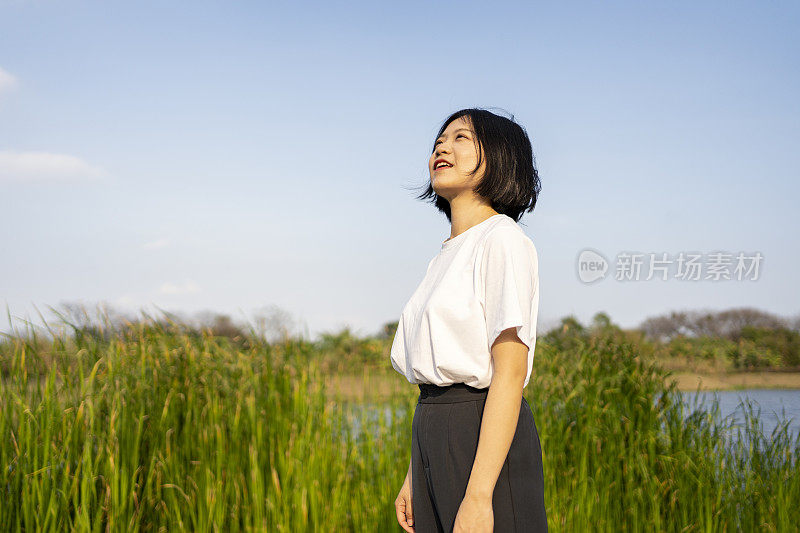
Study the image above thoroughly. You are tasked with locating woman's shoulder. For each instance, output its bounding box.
[481,215,538,256]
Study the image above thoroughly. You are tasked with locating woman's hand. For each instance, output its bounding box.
[394,462,415,532]
[453,492,493,532]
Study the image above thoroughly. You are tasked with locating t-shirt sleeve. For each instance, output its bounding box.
[480,226,539,352]
[425,256,436,274]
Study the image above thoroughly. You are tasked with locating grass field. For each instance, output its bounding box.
[1,313,798,531]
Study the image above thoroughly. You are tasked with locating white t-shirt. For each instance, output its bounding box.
[390,213,540,389]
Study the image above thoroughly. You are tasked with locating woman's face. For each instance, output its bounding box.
[429,117,485,198]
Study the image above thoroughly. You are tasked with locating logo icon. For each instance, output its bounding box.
[577,249,608,283]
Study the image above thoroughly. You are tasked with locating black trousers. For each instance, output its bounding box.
[411,382,547,532]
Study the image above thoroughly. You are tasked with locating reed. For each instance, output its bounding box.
[0,309,797,531]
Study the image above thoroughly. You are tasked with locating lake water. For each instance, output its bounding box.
[681,389,800,440]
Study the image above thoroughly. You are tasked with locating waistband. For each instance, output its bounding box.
[417,382,490,403]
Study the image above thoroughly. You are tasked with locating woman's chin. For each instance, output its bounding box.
[431,178,466,194]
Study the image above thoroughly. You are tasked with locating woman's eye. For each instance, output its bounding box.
[434,134,466,147]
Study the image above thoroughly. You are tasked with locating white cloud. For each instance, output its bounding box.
[0,66,18,96]
[159,280,201,295]
[0,150,108,183]
[142,238,170,250]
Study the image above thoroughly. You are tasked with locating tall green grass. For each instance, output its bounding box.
[1,310,798,531]
[530,332,799,531]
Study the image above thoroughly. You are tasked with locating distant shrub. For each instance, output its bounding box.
[737,326,800,367]
[726,338,782,370]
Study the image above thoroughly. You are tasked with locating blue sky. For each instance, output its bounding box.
[1,0,798,339]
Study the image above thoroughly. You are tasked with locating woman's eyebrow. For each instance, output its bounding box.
[436,128,472,140]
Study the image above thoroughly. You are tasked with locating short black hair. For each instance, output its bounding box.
[415,107,541,223]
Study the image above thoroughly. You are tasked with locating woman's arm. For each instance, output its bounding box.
[464,327,528,499]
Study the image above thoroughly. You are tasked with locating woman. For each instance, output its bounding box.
[391,108,547,533]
